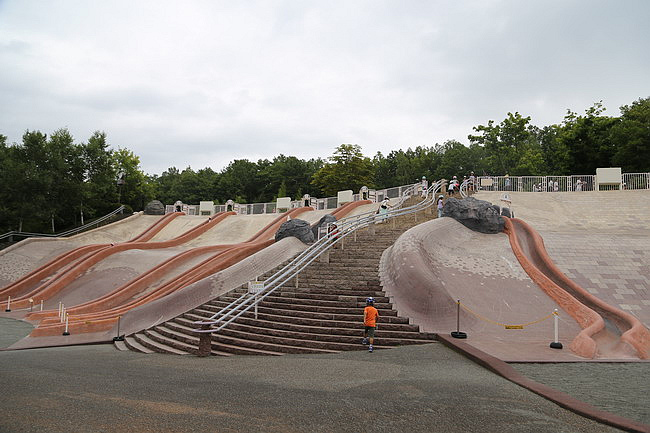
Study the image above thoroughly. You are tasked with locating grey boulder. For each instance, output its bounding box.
[275,219,315,244]
[311,214,337,239]
[144,200,165,215]
[441,197,504,234]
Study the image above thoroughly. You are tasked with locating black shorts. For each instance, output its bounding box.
[364,326,375,338]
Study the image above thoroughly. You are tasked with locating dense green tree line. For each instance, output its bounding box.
[1,97,648,234]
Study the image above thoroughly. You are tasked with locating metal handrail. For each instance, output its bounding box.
[459,179,471,198]
[0,206,126,242]
[193,180,443,334]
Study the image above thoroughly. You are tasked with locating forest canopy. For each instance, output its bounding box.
[1,97,648,234]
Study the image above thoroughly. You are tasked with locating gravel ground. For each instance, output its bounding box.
[0,341,626,433]
[513,362,649,426]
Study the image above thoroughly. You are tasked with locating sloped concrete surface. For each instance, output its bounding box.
[380,217,585,361]
[476,191,650,334]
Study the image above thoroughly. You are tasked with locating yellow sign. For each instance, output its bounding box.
[504,325,524,330]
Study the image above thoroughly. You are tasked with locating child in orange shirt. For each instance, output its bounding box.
[362,297,379,353]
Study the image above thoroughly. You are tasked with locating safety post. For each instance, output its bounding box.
[58,301,62,319]
[450,300,467,339]
[5,296,10,312]
[62,313,70,336]
[113,316,124,341]
[29,298,34,312]
[40,300,44,311]
[254,293,258,319]
[60,306,66,323]
[549,309,563,349]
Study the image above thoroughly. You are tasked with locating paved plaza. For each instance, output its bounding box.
[1,339,642,433]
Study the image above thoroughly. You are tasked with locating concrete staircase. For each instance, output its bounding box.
[119,200,438,356]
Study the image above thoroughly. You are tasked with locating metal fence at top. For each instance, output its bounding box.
[472,173,650,193]
[167,182,426,216]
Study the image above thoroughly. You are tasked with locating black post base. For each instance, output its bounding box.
[113,335,125,342]
[549,341,563,349]
[451,331,467,339]
[62,331,70,336]
[4,309,10,312]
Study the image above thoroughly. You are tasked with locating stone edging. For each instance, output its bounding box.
[437,334,649,433]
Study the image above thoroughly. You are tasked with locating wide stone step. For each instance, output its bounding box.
[185,310,415,332]
[216,320,435,347]
[178,316,433,341]
[199,302,401,321]
[296,282,382,290]
[215,294,394,311]
[213,326,368,351]
[271,290,390,304]
[143,329,194,355]
[162,321,285,356]
[295,277,381,286]
[275,287,388,298]
[208,331,340,355]
[297,268,380,277]
[124,336,154,354]
[152,324,236,357]
[133,332,189,356]
[201,301,397,321]
[228,286,387,300]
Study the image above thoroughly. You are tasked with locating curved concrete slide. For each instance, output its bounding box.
[0,212,181,306]
[379,217,588,362]
[505,217,649,359]
[18,211,234,317]
[28,207,313,336]
[28,202,371,339]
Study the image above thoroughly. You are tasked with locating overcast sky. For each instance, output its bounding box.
[1,1,648,175]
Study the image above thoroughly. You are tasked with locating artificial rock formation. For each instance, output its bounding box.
[442,197,504,234]
[144,200,165,215]
[275,219,315,244]
[311,214,337,239]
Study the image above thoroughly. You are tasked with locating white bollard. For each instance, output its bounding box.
[5,296,11,312]
[60,306,66,323]
[62,313,70,336]
[40,300,44,311]
[550,309,563,349]
[29,298,34,312]
[58,301,62,318]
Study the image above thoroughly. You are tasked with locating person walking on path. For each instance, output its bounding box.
[362,297,379,353]
[437,195,444,218]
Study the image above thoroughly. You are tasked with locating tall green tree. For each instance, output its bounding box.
[610,97,650,172]
[311,144,374,196]
[112,148,154,211]
[83,131,117,216]
[468,112,543,175]
[556,102,617,174]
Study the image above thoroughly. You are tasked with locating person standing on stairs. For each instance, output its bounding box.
[378,198,390,223]
[362,297,379,353]
[437,195,444,218]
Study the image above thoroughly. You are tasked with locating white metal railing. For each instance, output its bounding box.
[192,180,443,336]
[0,206,126,243]
[473,173,650,193]
[166,183,424,216]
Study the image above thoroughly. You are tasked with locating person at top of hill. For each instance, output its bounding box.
[437,195,444,218]
[362,297,379,353]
